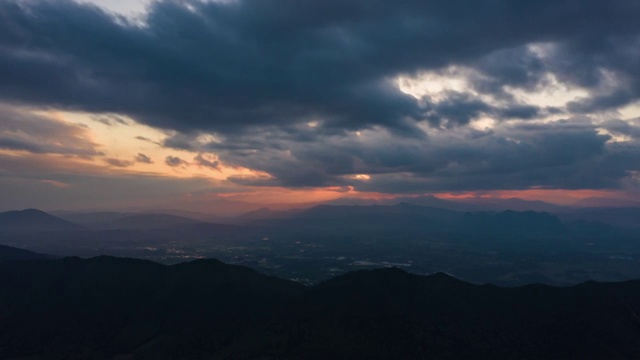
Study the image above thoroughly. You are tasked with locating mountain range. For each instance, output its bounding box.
[1,205,639,287]
[10,199,634,233]
[0,209,81,233]
[0,256,639,359]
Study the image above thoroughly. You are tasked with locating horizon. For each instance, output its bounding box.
[3,192,640,217]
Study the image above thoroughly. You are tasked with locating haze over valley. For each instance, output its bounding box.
[2,198,640,287]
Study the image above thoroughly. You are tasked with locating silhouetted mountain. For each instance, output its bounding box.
[0,244,52,261]
[461,197,568,212]
[102,213,207,230]
[572,197,640,208]
[0,209,81,233]
[295,268,640,360]
[569,207,640,229]
[462,210,568,236]
[55,210,232,229]
[53,211,137,226]
[324,195,568,212]
[0,257,303,359]
[565,219,618,236]
[253,204,570,238]
[233,207,300,223]
[145,209,230,223]
[140,197,278,217]
[257,204,452,233]
[1,257,639,359]
[298,203,451,217]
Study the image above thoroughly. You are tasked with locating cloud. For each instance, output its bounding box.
[79,0,150,17]
[0,136,47,153]
[134,136,162,146]
[135,152,153,164]
[193,153,220,170]
[0,104,102,156]
[40,179,70,188]
[601,118,640,139]
[165,155,187,167]
[1,0,640,196]
[199,119,640,193]
[90,114,128,126]
[0,152,220,211]
[104,158,134,168]
[0,0,638,135]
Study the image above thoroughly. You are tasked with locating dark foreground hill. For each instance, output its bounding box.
[0,257,639,360]
[0,243,52,261]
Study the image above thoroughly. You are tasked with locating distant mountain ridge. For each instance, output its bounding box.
[0,256,639,359]
[461,209,568,235]
[324,195,569,212]
[244,203,571,237]
[53,211,209,230]
[44,203,612,237]
[100,213,207,230]
[568,207,640,229]
[0,209,81,233]
[55,210,230,226]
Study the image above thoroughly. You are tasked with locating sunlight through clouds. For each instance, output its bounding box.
[74,0,151,17]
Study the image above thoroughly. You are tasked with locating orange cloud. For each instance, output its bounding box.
[40,180,71,188]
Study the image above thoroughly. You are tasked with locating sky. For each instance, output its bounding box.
[0,0,640,212]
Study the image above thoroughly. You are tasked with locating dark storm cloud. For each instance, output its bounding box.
[0,0,639,134]
[602,119,640,140]
[420,92,547,127]
[202,120,638,192]
[1,0,640,193]
[548,36,640,112]
[470,45,547,94]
